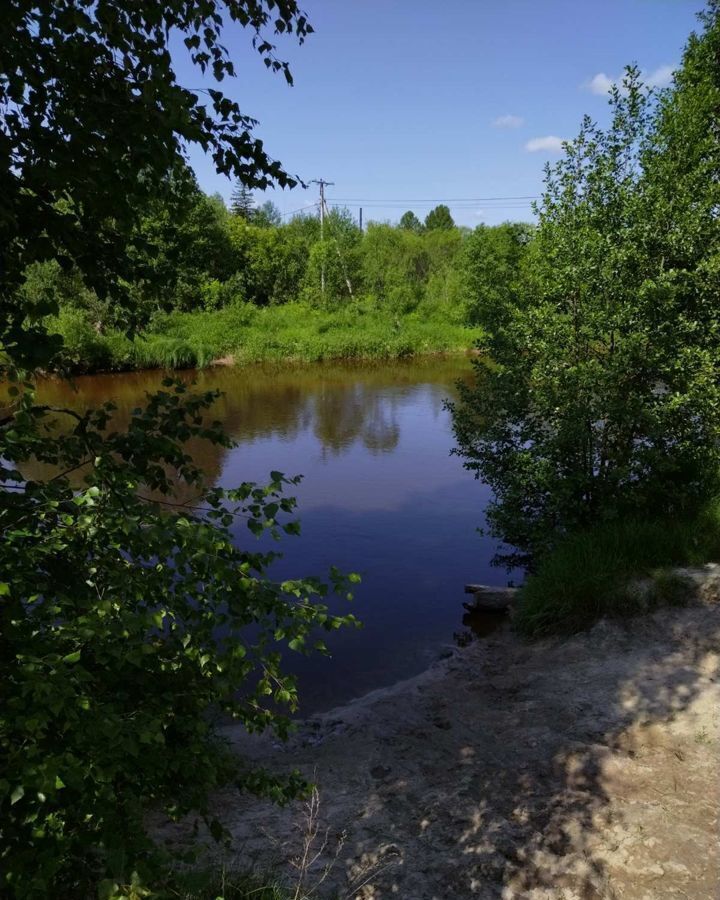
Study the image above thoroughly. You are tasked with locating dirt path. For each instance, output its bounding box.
[163,571,720,898]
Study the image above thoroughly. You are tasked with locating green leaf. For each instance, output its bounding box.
[98,880,120,900]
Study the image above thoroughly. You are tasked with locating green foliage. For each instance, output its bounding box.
[0,378,358,896]
[17,171,239,331]
[227,219,309,307]
[458,223,532,327]
[298,210,362,308]
[1,0,312,369]
[360,224,428,312]
[0,2,366,897]
[283,212,321,246]
[424,204,455,231]
[398,210,424,233]
[452,13,720,566]
[134,170,236,316]
[514,500,720,636]
[17,163,527,356]
[46,307,119,371]
[38,205,533,371]
[224,302,474,362]
[358,223,467,318]
[20,261,107,328]
[422,229,464,298]
[253,201,283,228]
[301,241,354,307]
[230,183,256,219]
[50,302,478,371]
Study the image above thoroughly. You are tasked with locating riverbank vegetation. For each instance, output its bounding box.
[515,501,720,637]
[453,4,720,633]
[28,201,532,372]
[48,299,478,372]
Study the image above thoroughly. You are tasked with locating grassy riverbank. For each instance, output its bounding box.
[51,302,478,373]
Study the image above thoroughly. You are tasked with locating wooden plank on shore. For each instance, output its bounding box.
[463,584,518,612]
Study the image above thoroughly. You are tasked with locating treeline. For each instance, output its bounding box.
[23,170,532,370]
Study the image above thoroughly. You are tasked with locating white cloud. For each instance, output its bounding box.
[646,64,675,88]
[525,135,565,153]
[584,64,675,95]
[587,72,615,95]
[493,114,524,129]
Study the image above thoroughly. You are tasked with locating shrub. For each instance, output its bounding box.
[48,307,114,372]
[453,48,720,566]
[0,380,358,896]
[514,500,720,636]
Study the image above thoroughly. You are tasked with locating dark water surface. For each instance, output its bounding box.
[36,357,512,714]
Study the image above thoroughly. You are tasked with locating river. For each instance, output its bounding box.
[35,356,514,714]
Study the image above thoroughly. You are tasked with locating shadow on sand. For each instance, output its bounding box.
[173,591,720,899]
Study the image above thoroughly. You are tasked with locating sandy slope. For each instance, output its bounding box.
[162,571,720,899]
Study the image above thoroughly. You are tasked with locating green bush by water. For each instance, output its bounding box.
[514,500,720,637]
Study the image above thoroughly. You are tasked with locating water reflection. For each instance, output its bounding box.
[33,357,515,713]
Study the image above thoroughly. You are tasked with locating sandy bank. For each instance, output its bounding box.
[162,570,720,899]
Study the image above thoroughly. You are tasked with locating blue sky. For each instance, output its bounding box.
[179,0,704,227]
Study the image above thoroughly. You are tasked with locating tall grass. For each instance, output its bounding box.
[167,869,287,900]
[515,499,720,637]
[50,302,478,373]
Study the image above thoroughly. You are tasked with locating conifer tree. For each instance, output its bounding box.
[230,181,255,219]
[399,210,423,232]
[424,204,455,231]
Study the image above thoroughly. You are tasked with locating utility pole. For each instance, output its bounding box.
[359,207,363,232]
[311,179,334,296]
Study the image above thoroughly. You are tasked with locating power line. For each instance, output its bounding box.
[279,202,319,219]
[328,195,539,203]
[326,202,535,212]
[327,201,534,207]
[278,194,537,221]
